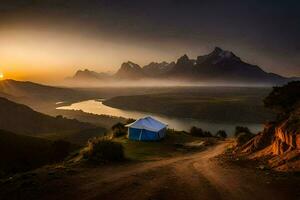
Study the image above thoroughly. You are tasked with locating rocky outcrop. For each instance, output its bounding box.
[272,119,300,155]
[240,117,300,171]
[241,123,275,153]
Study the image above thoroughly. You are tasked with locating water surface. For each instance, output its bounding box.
[57,100,263,136]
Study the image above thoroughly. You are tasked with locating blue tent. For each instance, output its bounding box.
[126,116,167,141]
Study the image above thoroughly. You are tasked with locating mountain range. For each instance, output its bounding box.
[69,47,298,85]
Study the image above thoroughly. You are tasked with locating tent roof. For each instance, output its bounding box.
[125,116,167,132]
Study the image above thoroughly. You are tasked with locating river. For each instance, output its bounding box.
[57,99,263,135]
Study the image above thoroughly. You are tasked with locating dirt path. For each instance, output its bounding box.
[1,142,299,200]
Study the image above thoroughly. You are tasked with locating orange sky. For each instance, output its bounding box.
[0,24,191,84]
[0,1,299,85]
[0,22,298,84]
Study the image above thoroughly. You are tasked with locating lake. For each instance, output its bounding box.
[57,99,263,136]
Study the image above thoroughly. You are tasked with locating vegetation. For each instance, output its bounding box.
[0,97,94,136]
[190,126,212,137]
[104,87,274,123]
[0,130,74,178]
[215,130,227,138]
[111,119,135,138]
[233,126,255,146]
[264,81,300,118]
[111,122,127,137]
[113,129,212,161]
[236,133,255,146]
[53,109,128,129]
[234,126,252,137]
[84,137,124,163]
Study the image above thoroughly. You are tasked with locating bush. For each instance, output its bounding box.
[236,132,255,146]
[234,126,251,137]
[216,130,227,138]
[190,126,204,137]
[85,137,124,163]
[111,122,127,137]
[264,81,300,114]
[126,118,136,124]
[190,126,212,137]
[203,131,212,137]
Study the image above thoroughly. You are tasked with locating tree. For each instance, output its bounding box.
[190,126,212,137]
[111,122,127,137]
[264,81,300,116]
[216,130,227,138]
[234,126,251,137]
[190,126,204,137]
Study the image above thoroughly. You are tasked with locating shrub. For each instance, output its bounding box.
[85,137,124,163]
[189,126,212,137]
[264,81,300,114]
[190,126,204,137]
[111,122,127,137]
[203,131,212,137]
[216,130,227,138]
[236,132,255,146]
[234,126,251,137]
[126,118,136,124]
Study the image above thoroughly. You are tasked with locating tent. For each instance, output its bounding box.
[125,116,167,141]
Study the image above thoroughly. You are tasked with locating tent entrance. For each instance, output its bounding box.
[139,129,143,141]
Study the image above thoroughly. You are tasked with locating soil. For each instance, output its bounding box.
[1,141,300,200]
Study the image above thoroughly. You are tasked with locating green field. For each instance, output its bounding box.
[113,131,218,161]
[104,87,274,123]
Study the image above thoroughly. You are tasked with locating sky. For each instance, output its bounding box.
[0,0,299,83]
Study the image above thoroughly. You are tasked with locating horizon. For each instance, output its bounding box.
[0,47,297,85]
[0,1,299,84]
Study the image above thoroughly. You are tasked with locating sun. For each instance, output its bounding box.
[0,72,4,79]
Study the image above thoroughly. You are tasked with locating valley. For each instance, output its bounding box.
[1,2,300,199]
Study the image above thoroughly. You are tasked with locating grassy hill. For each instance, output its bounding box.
[0,130,74,178]
[0,79,86,102]
[0,79,100,112]
[0,97,94,135]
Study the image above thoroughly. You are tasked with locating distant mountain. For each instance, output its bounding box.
[167,47,287,83]
[69,47,298,84]
[143,62,175,76]
[114,61,145,79]
[72,69,110,80]
[0,97,93,136]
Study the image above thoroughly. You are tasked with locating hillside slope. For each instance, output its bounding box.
[0,97,93,136]
[0,129,73,177]
[239,82,300,171]
[0,79,91,111]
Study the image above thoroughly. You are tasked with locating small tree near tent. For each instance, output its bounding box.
[111,122,127,137]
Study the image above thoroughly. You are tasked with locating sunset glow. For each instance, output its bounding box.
[0,1,298,85]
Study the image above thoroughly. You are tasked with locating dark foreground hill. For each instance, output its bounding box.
[0,129,74,177]
[0,97,94,136]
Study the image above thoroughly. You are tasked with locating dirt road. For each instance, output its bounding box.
[1,142,299,200]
